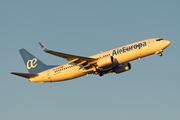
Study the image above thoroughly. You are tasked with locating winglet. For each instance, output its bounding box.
[39,42,51,53]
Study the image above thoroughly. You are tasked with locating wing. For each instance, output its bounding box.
[39,42,98,71]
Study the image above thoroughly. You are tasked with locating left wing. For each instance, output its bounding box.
[39,42,98,70]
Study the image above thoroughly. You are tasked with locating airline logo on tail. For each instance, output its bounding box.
[27,58,37,69]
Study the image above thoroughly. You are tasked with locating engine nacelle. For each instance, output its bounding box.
[113,63,131,74]
[97,56,114,68]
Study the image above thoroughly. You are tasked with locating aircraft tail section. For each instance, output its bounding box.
[10,72,38,78]
[19,49,56,74]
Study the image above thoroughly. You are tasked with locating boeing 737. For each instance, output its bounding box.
[11,38,171,83]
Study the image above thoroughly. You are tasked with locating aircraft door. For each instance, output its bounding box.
[47,71,51,80]
[148,40,152,47]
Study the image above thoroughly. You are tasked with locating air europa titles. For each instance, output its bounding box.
[112,42,147,56]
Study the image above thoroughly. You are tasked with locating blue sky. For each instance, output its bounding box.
[1,0,180,120]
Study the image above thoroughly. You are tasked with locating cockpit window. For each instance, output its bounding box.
[156,38,163,41]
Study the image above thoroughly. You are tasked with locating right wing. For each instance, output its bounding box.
[39,42,98,70]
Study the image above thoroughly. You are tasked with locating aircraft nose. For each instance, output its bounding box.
[163,40,171,47]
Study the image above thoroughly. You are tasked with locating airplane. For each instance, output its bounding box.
[11,38,171,83]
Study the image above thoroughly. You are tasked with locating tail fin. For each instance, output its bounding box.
[20,48,56,74]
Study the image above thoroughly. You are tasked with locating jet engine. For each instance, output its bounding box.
[113,63,131,74]
[97,56,114,68]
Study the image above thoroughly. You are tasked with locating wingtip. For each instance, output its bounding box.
[39,42,50,52]
[39,42,44,49]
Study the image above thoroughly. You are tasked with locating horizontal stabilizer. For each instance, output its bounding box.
[10,72,38,78]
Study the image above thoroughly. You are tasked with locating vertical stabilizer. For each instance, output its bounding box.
[19,49,56,74]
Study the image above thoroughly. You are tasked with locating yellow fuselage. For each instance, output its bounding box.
[29,38,171,83]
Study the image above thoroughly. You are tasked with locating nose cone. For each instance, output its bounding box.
[163,40,171,48]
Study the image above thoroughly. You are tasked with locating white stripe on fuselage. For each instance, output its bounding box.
[29,38,167,83]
